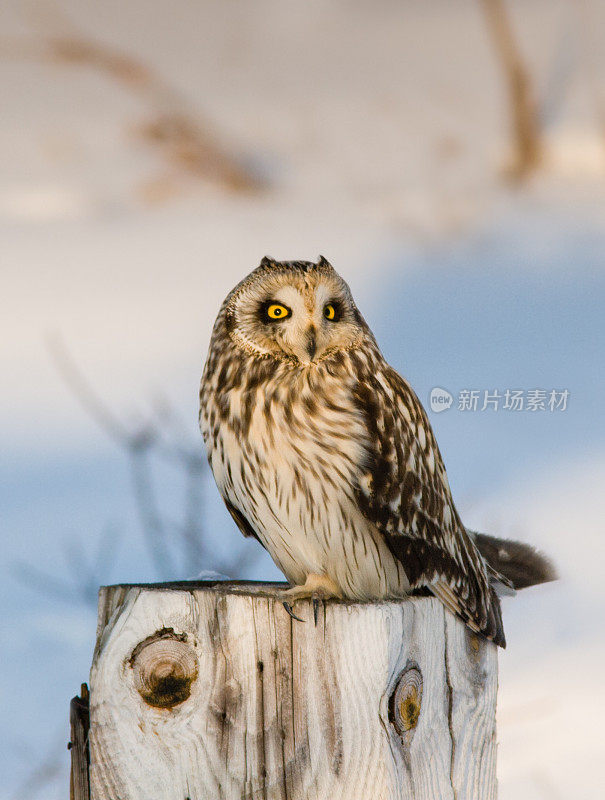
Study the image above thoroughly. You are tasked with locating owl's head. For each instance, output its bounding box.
[221,256,370,365]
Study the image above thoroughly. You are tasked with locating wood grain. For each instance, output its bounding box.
[89,583,497,800]
[69,683,91,800]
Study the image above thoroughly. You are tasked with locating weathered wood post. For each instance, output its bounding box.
[84,581,498,800]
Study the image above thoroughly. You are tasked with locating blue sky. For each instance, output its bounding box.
[370,215,605,499]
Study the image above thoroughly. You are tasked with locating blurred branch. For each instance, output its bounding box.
[47,334,181,578]
[576,0,605,149]
[47,334,134,445]
[2,3,263,196]
[46,333,261,583]
[14,562,89,605]
[479,0,543,180]
[48,36,153,90]
[10,737,67,800]
[13,525,119,607]
[129,445,178,578]
[181,454,207,569]
[537,18,577,130]
[48,32,262,193]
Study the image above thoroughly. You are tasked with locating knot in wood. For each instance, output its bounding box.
[389,662,423,738]
[129,629,198,709]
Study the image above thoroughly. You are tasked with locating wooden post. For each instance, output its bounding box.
[86,581,498,800]
[69,683,91,800]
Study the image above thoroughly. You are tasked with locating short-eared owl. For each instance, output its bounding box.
[199,256,554,646]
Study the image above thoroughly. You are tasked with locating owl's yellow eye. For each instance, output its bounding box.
[324,303,337,320]
[265,303,291,321]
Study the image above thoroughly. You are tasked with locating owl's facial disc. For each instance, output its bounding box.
[227,262,364,365]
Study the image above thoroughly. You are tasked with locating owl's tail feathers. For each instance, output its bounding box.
[486,587,506,648]
[471,531,557,591]
[430,578,507,648]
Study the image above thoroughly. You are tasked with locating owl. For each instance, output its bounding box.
[199,256,554,646]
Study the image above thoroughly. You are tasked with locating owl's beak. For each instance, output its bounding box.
[306,328,317,361]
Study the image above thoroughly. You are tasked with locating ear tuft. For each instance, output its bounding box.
[260,255,276,268]
[317,255,332,269]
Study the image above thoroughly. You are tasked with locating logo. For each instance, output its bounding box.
[429,387,453,413]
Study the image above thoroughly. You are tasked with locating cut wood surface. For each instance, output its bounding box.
[89,581,498,800]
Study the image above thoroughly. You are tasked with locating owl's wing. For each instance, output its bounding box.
[352,361,506,647]
[224,498,265,547]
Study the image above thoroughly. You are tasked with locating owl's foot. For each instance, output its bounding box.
[281,602,305,623]
[278,574,342,626]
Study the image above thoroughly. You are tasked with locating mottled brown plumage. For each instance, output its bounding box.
[199,256,554,647]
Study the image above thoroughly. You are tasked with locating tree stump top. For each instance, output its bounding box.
[89,581,498,800]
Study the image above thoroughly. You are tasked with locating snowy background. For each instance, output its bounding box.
[2,1,605,797]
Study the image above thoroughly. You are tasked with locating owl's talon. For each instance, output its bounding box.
[282,601,305,623]
[312,597,320,626]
